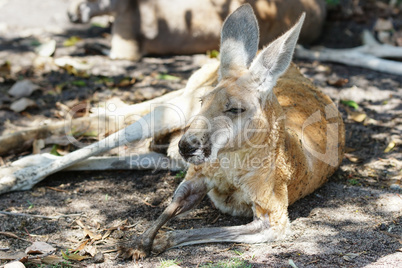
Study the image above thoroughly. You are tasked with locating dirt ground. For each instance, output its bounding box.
[0,0,401,267]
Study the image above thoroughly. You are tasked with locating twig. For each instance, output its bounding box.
[0,211,81,219]
[46,186,69,193]
[24,227,34,242]
[0,231,31,242]
[211,215,220,224]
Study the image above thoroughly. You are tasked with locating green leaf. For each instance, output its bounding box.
[61,250,88,261]
[157,74,180,81]
[71,80,87,87]
[91,22,107,28]
[341,100,359,110]
[63,36,82,47]
[50,145,61,156]
[207,49,220,58]
[175,170,186,179]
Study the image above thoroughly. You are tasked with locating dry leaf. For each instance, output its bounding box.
[0,251,27,261]
[345,153,360,163]
[384,141,396,153]
[8,80,40,98]
[83,228,102,240]
[76,220,102,240]
[76,220,85,228]
[101,229,112,240]
[85,244,97,257]
[10,98,36,113]
[54,57,90,71]
[349,111,367,123]
[25,242,56,254]
[42,255,64,265]
[61,251,88,261]
[327,77,348,87]
[73,239,89,252]
[35,40,56,57]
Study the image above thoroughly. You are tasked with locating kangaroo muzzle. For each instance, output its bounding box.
[178,134,211,165]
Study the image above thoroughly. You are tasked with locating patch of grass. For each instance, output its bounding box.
[159,258,181,268]
[200,258,252,268]
[348,178,360,186]
[26,200,34,210]
[175,170,186,179]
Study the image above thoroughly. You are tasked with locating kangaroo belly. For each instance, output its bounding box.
[207,180,254,217]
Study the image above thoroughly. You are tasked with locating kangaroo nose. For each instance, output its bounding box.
[179,135,201,157]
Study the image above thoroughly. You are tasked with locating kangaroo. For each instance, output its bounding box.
[118,4,344,260]
[68,0,326,60]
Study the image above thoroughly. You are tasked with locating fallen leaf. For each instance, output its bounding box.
[117,77,136,87]
[0,61,11,77]
[10,98,36,113]
[0,251,27,261]
[85,244,97,257]
[207,49,220,58]
[73,239,89,252]
[71,80,87,87]
[35,40,56,57]
[341,100,359,110]
[50,144,61,156]
[348,110,367,123]
[83,228,102,240]
[384,141,396,153]
[345,153,360,163]
[327,77,348,87]
[25,242,56,254]
[61,251,88,261]
[8,80,40,98]
[42,255,64,265]
[54,57,91,72]
[63,36,82,47]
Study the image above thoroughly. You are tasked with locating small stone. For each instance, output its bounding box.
[93,252,104,263]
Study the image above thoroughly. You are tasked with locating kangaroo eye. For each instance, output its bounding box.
[226,108,246,114]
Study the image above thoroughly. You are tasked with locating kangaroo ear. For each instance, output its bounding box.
[249,13,305,90]
[219,4,259,80]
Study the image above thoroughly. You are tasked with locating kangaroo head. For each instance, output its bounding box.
[179,4,305,165]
